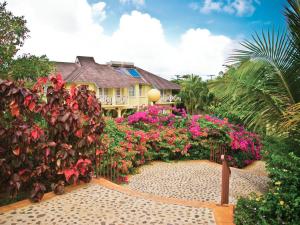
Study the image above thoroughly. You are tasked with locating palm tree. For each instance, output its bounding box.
[210,0,300,136]
[178,74,213,114]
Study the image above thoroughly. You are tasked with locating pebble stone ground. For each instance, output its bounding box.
[0,160,268,225]
[0,184,216,225]
[127,160,270,204]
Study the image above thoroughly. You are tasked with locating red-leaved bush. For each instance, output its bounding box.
[0,75,104,202]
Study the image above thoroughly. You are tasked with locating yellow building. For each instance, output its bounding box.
[55,56,180,117]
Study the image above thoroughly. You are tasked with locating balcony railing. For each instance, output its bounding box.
[99,95,180,106]
[99,95,112,105]
[160,95,180,103]
[99,95,128,105]
[115,96,128,105]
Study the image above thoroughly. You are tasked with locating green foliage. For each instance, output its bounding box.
[10,54,54,81]
[178,74,214,114]
[209,103,243,125]
[0,2,53,81]
[210,0,300,136]
[234,138,300,225]
[0,2,29,77]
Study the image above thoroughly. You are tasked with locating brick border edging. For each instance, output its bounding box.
[0,178,235,225]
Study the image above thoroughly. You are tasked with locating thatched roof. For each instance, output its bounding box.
[54,56,180,90]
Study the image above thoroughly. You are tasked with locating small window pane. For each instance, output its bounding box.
[129,86,135,96]
[116,88,121,96]
[139,85,143,96]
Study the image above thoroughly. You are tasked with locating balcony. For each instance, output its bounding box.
[99,95,129,106]
[115,96,128,105]
[99,95,112,105]
[99,94,179,107]
[159,95,180,103]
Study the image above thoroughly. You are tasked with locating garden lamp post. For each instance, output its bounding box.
[148,89,161,105]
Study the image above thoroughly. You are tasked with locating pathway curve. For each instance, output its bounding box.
[0,183,217,225]
[126,160,270,204]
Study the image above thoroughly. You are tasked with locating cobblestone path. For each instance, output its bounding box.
[0,184,216,225]
[0,160,265,225]
[127,160,270,204]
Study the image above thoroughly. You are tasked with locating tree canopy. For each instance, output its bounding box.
[177,75,214,114]
[0,1,53,81]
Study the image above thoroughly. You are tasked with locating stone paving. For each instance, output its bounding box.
[127,160,270,204]
[0,184,216,225]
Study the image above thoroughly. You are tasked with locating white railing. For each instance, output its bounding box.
[99,95,179,105]
[160,95,180,103]
[99,95,112,105]
[115,96,128,105]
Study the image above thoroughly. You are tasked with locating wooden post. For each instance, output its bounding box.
[221,154,231,205]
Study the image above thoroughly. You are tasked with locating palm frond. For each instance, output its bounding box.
[283,102,300,131]
[229,29,300,104]
[210,61,290,133]
[286,0,300,51]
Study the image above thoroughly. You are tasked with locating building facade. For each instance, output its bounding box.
[55,56,180,117]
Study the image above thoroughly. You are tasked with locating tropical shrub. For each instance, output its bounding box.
[176,74,214,114]
[0,75,104,202]
[234,147,300,225]
[100,105,262,182]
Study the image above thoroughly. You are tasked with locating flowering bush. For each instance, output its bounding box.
[103,105,262,178]
[0,75,104,203]
[188,114,261,167]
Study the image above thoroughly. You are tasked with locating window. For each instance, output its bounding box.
[129,86,135,96]
[104,88,108,96]
[139,85,143,96]
[101,88,108,96]
[116,88,121,96]
[160,89,164,97]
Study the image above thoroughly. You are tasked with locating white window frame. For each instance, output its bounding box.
[129,86,135,96]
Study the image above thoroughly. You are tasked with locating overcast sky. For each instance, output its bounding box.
[4,0,286,80]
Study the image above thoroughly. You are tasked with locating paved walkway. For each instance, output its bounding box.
[0,160,267,225]
[0,183,216,225]
[127,160,270,204]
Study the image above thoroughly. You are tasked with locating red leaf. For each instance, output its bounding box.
[31,130,39,140]
[31,127,43,141]
[9,100,20,117]
[45,148,50,157]
[18,169,30,176]
[87,95,93,106]
[13,147,20,156]
[24,95,32,106]
[70,85,76,98]
[63,168,78,182]
[36,77,48,85]
[28,102,36,111]
[75,129,83,138]
[48,141,56,147]
[96,149,104,155]
[72,102,79,110]
[87,135,95,144]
